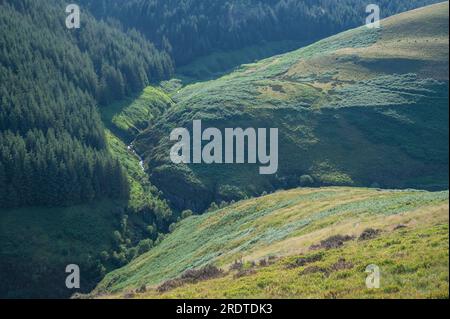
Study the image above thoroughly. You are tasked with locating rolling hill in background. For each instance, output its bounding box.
[87,3,449,299]
[134,2,449,213]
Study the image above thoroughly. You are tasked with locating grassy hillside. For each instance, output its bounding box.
[135,2,449,212]
[176,40,308,81]
[92,187,449,298]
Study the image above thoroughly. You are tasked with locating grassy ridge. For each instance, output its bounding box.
[134,2,449,212]
[93,187,449,297]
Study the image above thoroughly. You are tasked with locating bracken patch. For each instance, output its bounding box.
[310,235,355,250]
[157,265,224,293]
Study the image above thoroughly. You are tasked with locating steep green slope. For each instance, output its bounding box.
[135,224,449,299]
[102,87,175,142]
[93,187,449,298]
[0,0,173,298]
[135,2,449,212]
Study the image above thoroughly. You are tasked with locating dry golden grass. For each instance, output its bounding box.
[243,203,448,263]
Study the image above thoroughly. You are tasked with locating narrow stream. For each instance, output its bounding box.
[128,142,145,172]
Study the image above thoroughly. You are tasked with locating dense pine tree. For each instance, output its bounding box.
[0,0,172,208]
